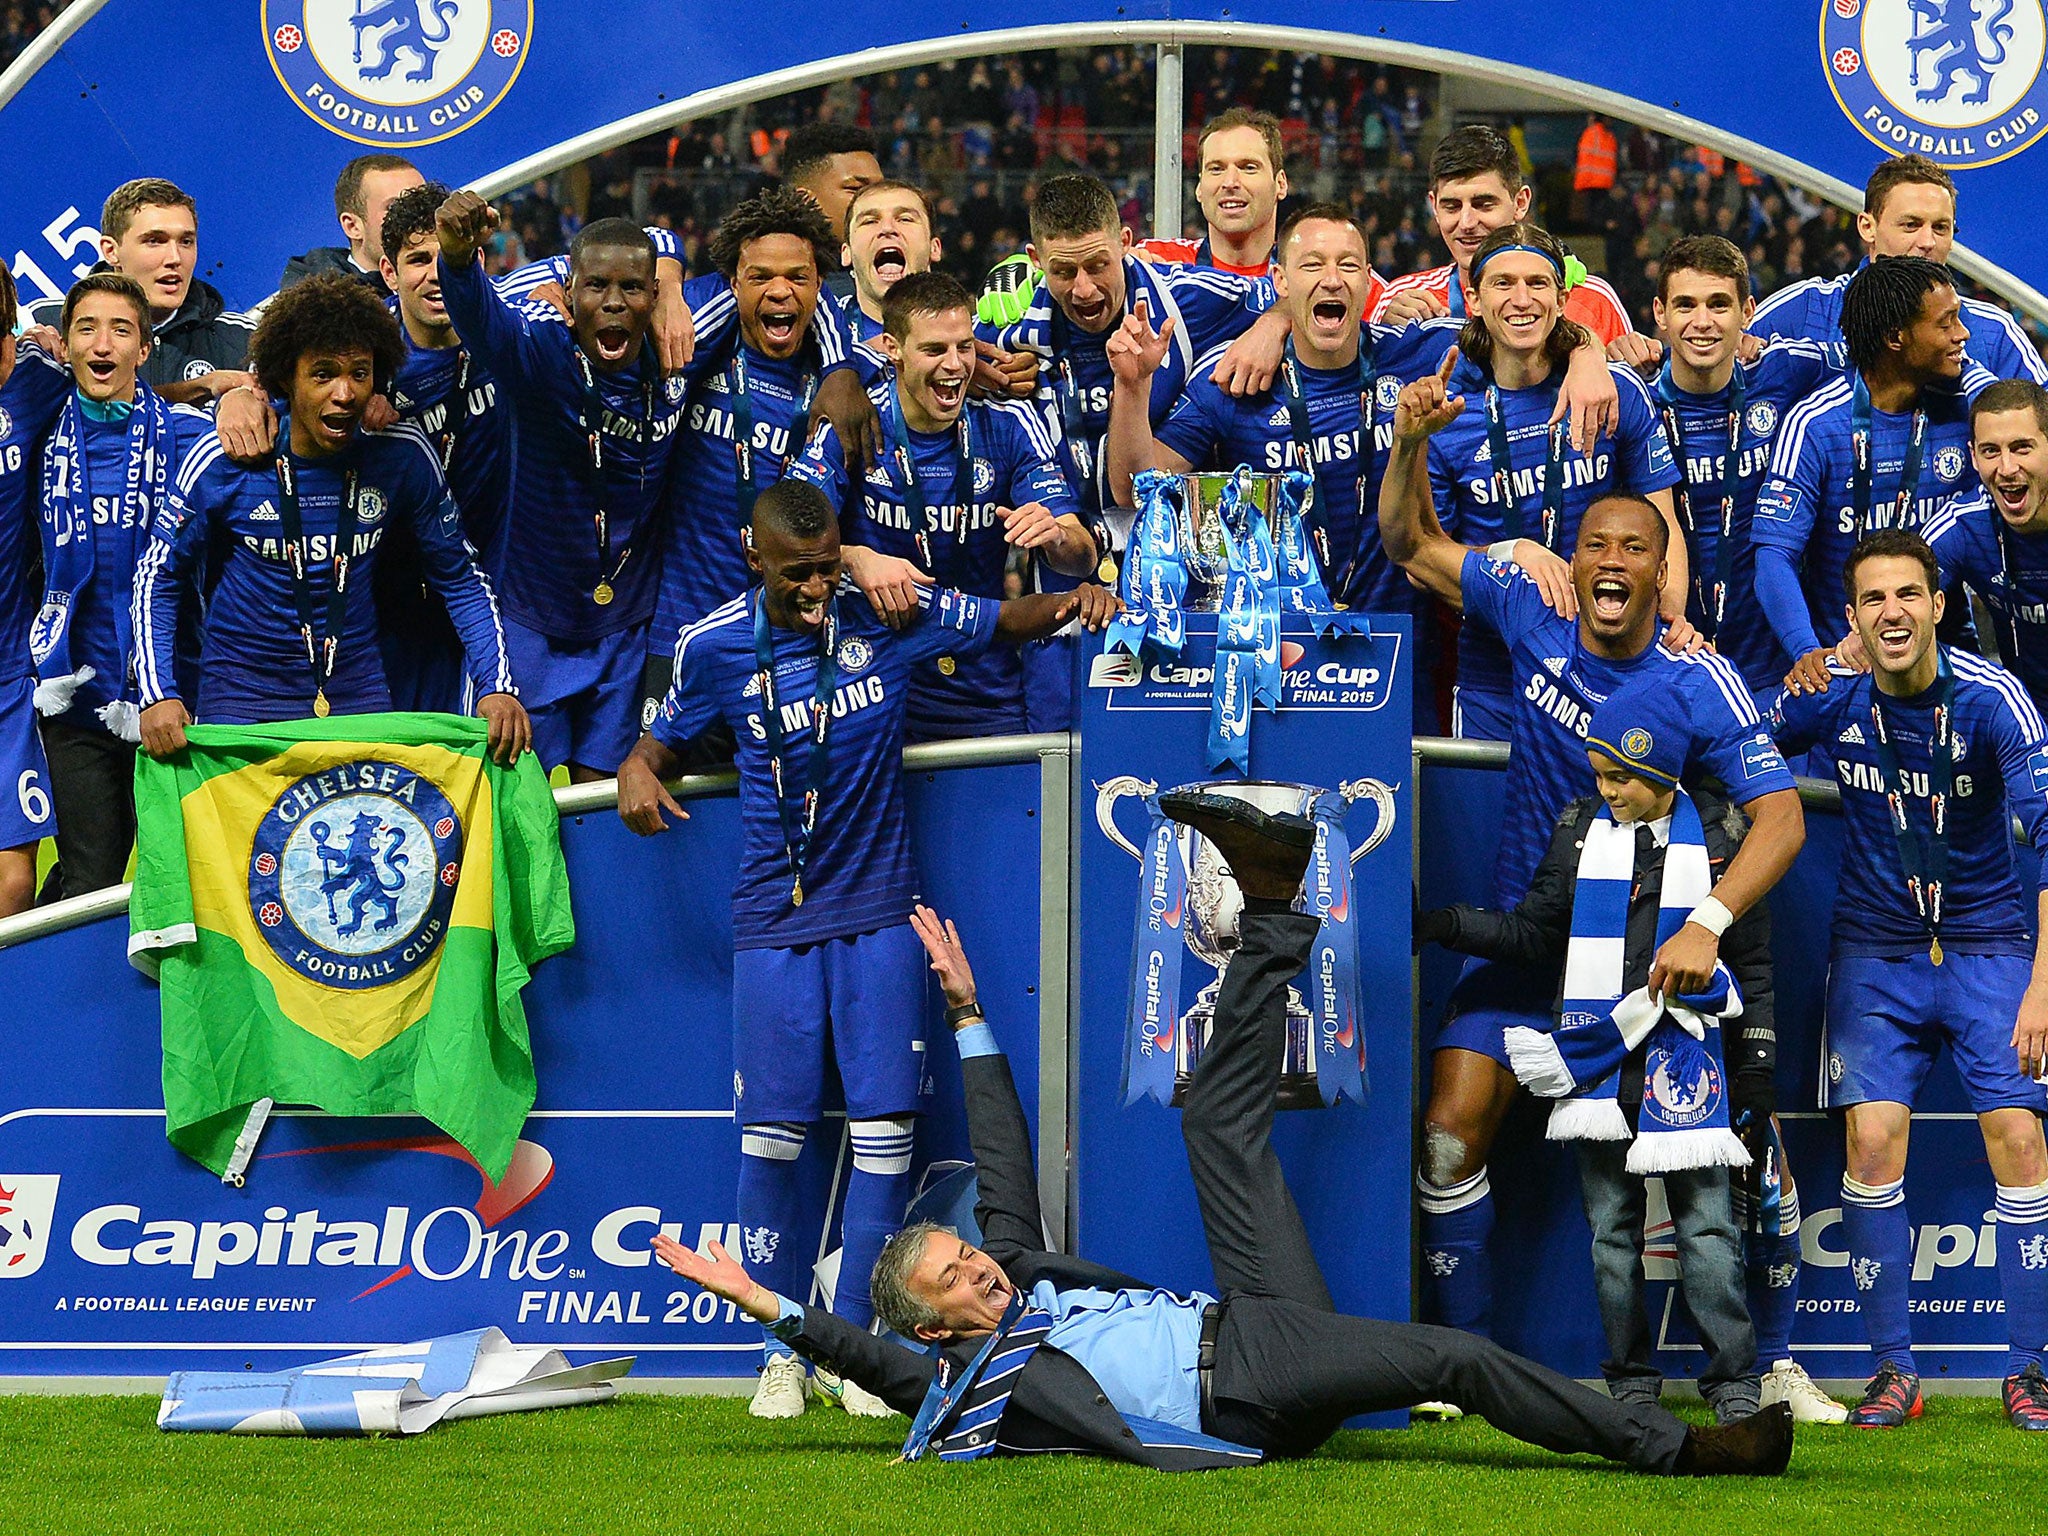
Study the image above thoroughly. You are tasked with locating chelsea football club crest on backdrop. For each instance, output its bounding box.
[248,760,464,990]
[1823,0,2048,167]
[264,1,533,149]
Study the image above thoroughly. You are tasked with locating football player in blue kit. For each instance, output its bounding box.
[1102,202,1464,618]
[616,477,1120,1419]
[1632,236,1850,1418]
[369,182,512,716]
[0,267,77,914]
[1753,257,1996,679]
[1381,350,1806,1347]
[29,275,209,902]
[1767,530,2048,1432]
[790,272,1097,739]
[433,190,689,780]
[1416,223,1685,741]
[1924,381,2048,716]
[651,190,849,702]
[839,181,943,351]
[1749,155,2047,386]
[133,274,528,764]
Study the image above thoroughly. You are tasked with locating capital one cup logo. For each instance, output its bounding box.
[265,1,534,148]
[1823,0,2048,166]
[0,1177,61,1279]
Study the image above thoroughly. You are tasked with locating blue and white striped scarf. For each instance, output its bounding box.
[30,385,174,741]
[1504,789,1752,1173]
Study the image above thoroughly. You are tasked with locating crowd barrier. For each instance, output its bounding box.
[0,730,2022,1385]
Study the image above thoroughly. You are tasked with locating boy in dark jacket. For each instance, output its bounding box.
[1419,682,1774,1423]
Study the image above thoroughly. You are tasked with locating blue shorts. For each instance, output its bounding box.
[1437,955,1554,1068]
[0,674,55,850]
[731,923,931,1123]
[503,617,645,775]
[1451,686,1511,743]
[1822,950,2048,1114]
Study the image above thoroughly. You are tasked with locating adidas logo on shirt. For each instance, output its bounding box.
[1543,656,1567,676]
[1838,722,1866,745]
[249,501,280,523]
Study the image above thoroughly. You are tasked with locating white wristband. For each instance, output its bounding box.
[1486,540,1519,563]
[1689,896,1735,938]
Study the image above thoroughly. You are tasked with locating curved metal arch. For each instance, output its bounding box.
[462,18,2048,325]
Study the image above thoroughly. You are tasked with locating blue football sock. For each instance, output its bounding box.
[839,1117,917,1333]
[1418,1169,1494,1338]
[739,1121,808,1362]
[1841,1175,1914,1374]
[1744,1226,1804,1370]
[1995,1182,2048,1376]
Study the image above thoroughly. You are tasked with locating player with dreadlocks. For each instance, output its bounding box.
[1754,256,1996,683]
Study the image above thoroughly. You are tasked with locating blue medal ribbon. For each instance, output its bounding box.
[1483,383,1567,548]
[1867,653,1954,963]
[1849,374,1928,536]
[751,589,839,908]
[1304,791,1367,1104]
[730,348,820,531]
[1279,336,1375,600]
[575,350,657,604]
[1655,359,1746,637]
[887,386,978,577]
[1122,793,1188,1106]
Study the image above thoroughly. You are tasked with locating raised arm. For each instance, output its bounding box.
[1102,297,1189,509]
[1377,346,1473,608]
[436,190,555,387]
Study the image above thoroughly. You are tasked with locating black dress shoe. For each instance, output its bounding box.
[1673,1401,1794,1476]
[1157,789,1316,902]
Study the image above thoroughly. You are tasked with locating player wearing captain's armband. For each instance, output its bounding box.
[1765,530,2048,1432]
[132,275,528,767]
[1750,155,2046,385]
[1411,222,1683,740]
[1381,351,1805,1348]
[1925,381,2048,717]
[617,478,1120,1422]
[1752,258,1993,681]
[789,273,1098,740]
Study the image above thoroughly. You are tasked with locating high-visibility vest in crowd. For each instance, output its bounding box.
[1574,120,1618,192]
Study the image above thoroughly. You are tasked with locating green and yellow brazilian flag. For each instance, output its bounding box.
[130,714,575,1182]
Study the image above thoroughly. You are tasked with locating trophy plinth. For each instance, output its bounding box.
[1171,981,1325,1111]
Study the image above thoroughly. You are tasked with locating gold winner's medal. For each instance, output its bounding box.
[937,656,957,676]
[1097,555,1117,584]
[791,878,804,908]
[312,690,330,719]
[1931,937,1944,966]
[593,581,615,606]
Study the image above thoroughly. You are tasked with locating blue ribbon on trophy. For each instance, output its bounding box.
[1271,468,1371,640]
[1104,469,1188,663]
[1099,777,1398,1110]
[1209,470,1281,774]
[1120,788,1189,1106]
[1303,789,1367,1103]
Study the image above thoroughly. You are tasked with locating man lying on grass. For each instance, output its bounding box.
[655,795,1795,1474]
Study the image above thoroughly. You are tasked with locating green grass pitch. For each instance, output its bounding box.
[0,1393,2026,1535]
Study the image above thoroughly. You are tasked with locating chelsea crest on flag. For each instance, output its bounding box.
[129,714,573,1183]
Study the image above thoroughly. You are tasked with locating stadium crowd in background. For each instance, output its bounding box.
[8,34,2048,1454]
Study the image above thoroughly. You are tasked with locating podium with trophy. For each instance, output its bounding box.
[1070,467,1416,1340]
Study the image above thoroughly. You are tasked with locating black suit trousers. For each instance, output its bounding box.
[1189,911,1690,1472]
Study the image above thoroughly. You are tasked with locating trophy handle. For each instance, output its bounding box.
[1338,777,1400,865]
[1092,775,1159,861]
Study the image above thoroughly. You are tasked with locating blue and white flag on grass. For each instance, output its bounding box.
[158,1328,632,1435]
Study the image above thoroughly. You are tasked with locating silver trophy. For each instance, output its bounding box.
[1167,470,1285,611]
[1097,776,1398,1109]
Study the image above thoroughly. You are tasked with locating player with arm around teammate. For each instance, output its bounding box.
[1381,351,1806,1347]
